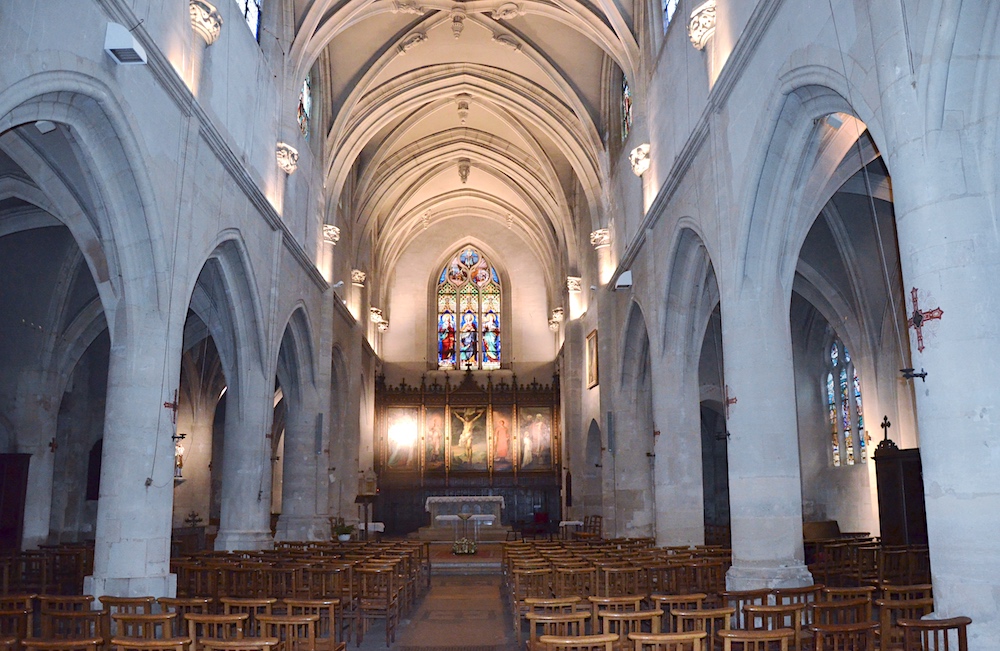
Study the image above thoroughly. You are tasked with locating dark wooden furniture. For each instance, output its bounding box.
[873,442,928,546]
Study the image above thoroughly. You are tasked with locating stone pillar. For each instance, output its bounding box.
[888,131,1000,647]
[214,366,274,551]
[84,320,177,598]
[721,288,811,589]
[275,389,329,541]
[652,351,705,546]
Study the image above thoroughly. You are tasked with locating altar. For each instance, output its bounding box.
[420,495,509,541]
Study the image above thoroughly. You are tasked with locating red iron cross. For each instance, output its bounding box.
[163,389,179,424]
[724,385,737,418]
[907,288,943,353]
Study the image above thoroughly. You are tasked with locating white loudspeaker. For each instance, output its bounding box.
[104,22,147,65]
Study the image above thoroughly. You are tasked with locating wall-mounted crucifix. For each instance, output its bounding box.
[908,287,943,353]
[163,389,179,424]
[724,385,737,418]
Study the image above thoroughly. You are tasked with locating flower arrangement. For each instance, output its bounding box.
[452,538,477,555]
[331,517,355,541]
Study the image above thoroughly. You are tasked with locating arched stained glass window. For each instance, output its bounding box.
[663,0,680,32]
[826,339,868,466]
[437,247,501,371]
[298,74,312,139]
[621,75,632,142]
[234,0,262,41]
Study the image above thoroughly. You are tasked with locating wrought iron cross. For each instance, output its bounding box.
[724,385,737,418]
[880,415,891,442]
[48,437,58,453]
[163,389,179,424]
[907,287,943,353]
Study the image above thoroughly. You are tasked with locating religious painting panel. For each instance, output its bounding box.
[450,406,488,471]
[424,407,446,471]
[491,405,514,471]
[518,406,553,470]
[385,406,420,471]
[586,330,599,388]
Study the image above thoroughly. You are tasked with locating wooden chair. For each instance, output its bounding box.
[809,598,871,627]
[589,597,643,631]
[897,615,971,651]
[597,567,644,599]
[198,641,279,651]
[743,604,804,651]
[157,598,214,638]
[38,596,95,613]
[671,608,733,651]
[720,590,769,630]
[525,611,591,651]
[40,610,105,641]
[875,598,934,651]
[648,595,707,634]
[109,638,190,651]
[771,585,822,628]
[184,613,248,651]
[282,599,344,651]
[219,599,276,639]
[809,622,878,651]
[254,614,317,651]
[355,566,399,647]
[512,568,555,647]
[880,584,933,602]
[102,597,157,639]
[717,629,794,651]
[0,609,32,644]
[0,637,16,651]
[554,566,597,600]
[628,631,707,651]
[306,563,356,644]
[599,609,663,651]
[22,638,105,651]
[539,633,619,651]
[0,595,37,638]
[112,613,177,640]
[819,587,875,604]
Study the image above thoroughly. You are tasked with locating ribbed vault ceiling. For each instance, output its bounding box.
[290,0,637,285]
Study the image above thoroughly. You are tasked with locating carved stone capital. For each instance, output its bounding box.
[377,320,390,332]
[392,1,425,15]
[190,0,223,46]
[590,228,611,249]
[551,307,565,323]
[629,143,651,176]
[322,225,341,245]
[458,158,471,184]
[567,276,582,293]
[492,33,521,52]
[548,319,560,332]
[688,0,717,51]
[351,269,367,286]
[276,143,299,174]
[397,32,427,55]
[492,3,523,20]
[370,307,384,323]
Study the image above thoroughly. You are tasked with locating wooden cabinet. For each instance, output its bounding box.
[0,453,30,552]
[874,442,928,546]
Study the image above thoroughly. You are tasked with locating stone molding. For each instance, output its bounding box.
[276,143,299,174]
[352,269,367,286]
[567,276,582,293]
[492,3,523,20]
[629,143,651,176]
[590,228,611,249]
[190,0,223,46]
[392,1,425,15]
[492,33,522,52]
[688,0,717,51]
[397,32,427,55]
[322,225,340,245]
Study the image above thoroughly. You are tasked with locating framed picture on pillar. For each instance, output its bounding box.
[586,329,599,388]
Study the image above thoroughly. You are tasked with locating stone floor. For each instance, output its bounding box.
[354,545,516,651]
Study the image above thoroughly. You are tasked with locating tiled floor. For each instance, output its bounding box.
[354,573,516,651]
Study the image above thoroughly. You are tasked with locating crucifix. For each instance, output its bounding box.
[907,287,943,353]
[163,389,179,424]
[724,385,737,418]
[48,437,58,453]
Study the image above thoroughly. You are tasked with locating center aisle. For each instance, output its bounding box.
[357,573,517,651]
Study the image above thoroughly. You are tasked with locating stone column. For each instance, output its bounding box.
[652,351,705,546]
[275,388,329,541]
[84,319,177,598]
[721,288,811,589]
[214,365,274,551]
[888,131,1000,647]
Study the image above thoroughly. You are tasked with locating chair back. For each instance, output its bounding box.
[876,598,934,651]
[525,611,590,651]
[717,629,794,651]
[538,633,618,651]
[628,631,706,651]
[23,637,105,651]
[810,598,871,626]
[41,610,105,640]
[599,609,662,650]
[897,615,971,651]
[185,613,248,651]
[110,638,190,651]
[112,613,176,640]
[810,621,878,651]
[255,614,317,651]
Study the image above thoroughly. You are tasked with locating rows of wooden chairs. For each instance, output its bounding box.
[502,539,971,651]
[806,539,931,589]
[0,547,94,596]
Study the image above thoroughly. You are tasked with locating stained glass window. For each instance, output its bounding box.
[827,338,867,466]
[234,0,262,41]
[621,75,632,142]
[437,246,501,370]
[298,74,312,139]
[663,0,680,32]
